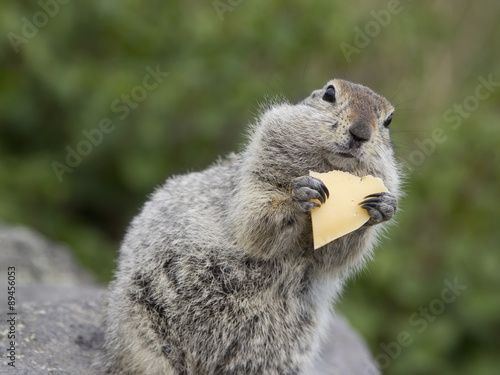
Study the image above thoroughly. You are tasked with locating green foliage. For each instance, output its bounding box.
[1,0,499,373]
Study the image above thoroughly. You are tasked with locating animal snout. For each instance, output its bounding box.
[349,120,372,143]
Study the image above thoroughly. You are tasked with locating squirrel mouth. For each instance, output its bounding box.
[336,151,356,159]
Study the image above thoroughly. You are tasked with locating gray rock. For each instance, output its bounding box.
[0,223,95,287]
[0,286,106,374]
[0,223,105,373]
[0,223,380,374]
[309,313,381,375]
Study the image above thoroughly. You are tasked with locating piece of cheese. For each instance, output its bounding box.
[309,170,388,249]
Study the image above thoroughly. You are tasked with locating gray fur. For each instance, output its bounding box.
[102,79,402,374]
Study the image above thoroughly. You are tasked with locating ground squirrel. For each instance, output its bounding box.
[102,79,401,374]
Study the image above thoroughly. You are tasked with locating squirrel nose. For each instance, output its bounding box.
[349,120,372,142]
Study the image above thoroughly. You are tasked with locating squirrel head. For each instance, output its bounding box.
[246,79,399,190]
[299,79,395,172]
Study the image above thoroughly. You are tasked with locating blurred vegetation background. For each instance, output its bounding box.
[1,0,499,373]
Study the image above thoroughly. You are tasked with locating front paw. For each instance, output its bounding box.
[360,192,397,225]
[291,176,329,212]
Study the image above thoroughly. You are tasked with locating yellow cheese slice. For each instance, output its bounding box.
[309,170,388,249]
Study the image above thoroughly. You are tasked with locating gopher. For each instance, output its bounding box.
[102,79,401,374]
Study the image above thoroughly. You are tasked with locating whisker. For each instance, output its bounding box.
[393,97,418,108]
[389,82,408,103]
[300,54,311,98]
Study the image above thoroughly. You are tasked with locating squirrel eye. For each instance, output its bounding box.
[322,85,336,103]
[384,113,393,127]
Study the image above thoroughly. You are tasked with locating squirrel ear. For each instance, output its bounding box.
[322,85,336,103]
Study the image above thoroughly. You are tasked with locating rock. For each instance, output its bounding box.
[0,223,95,287]
[0,286,106,374]
[0,223,380,374]
[308,313,380,375]
[0,222,105,373]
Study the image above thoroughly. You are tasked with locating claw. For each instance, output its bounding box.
[359,197,380,205]
[292,176,331,212]
[322,184,330,199]
[360,191,397,225]
[314,188,327,204]
[311,202,321,209]
[312,179,329,202]
[361,203,378,210]
[364,193,383,199]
